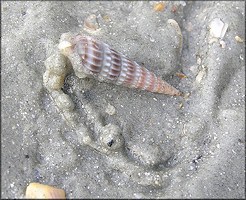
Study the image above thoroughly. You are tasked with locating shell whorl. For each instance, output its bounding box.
[59,33,182,96]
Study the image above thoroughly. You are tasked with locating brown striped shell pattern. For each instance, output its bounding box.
[58,33,182,96]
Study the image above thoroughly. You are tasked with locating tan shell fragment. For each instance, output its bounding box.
[104,15,111,22]
[153,2,164,12]
[25,182,66,199]
[58,33,182,96]
[235,36,243,43]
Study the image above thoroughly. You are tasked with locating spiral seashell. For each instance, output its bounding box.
[58,33,182,96]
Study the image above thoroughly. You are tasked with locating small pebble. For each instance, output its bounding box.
[104,15,111,22]
[172,5,178,12]
[219,40,226,48]
[196,56,202,65]
[196,69,205,84]
[105,104,116,115]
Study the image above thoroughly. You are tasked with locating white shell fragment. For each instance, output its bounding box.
[219,40,226,48]
[167,19,183,54]
[84,14,101,35]
[196,56,202,65]
[105,104,116,115]
[195,68,205,84]
[209,18,228,38]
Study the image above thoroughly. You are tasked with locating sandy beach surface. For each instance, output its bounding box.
[1,1,245,198]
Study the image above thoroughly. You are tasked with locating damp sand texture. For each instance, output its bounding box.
[1,1,245,198]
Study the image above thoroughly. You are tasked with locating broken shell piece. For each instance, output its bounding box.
[235,36,243,43]
[167,19,183,54]
[84,14,101,34]
[84,14,99,30]
[209,18,228,38]
[104,15,111,22]
[153,2,164,11]
[25,183,65,199]
[195,68,205,84]
[176,72,187,79]
[183,92,190,99]
[196,56,202,65]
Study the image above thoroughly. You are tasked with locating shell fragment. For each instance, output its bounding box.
[25,182,66,199]
[209,18,228,38]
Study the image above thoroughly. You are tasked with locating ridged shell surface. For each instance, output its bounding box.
[60,33,182,96]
